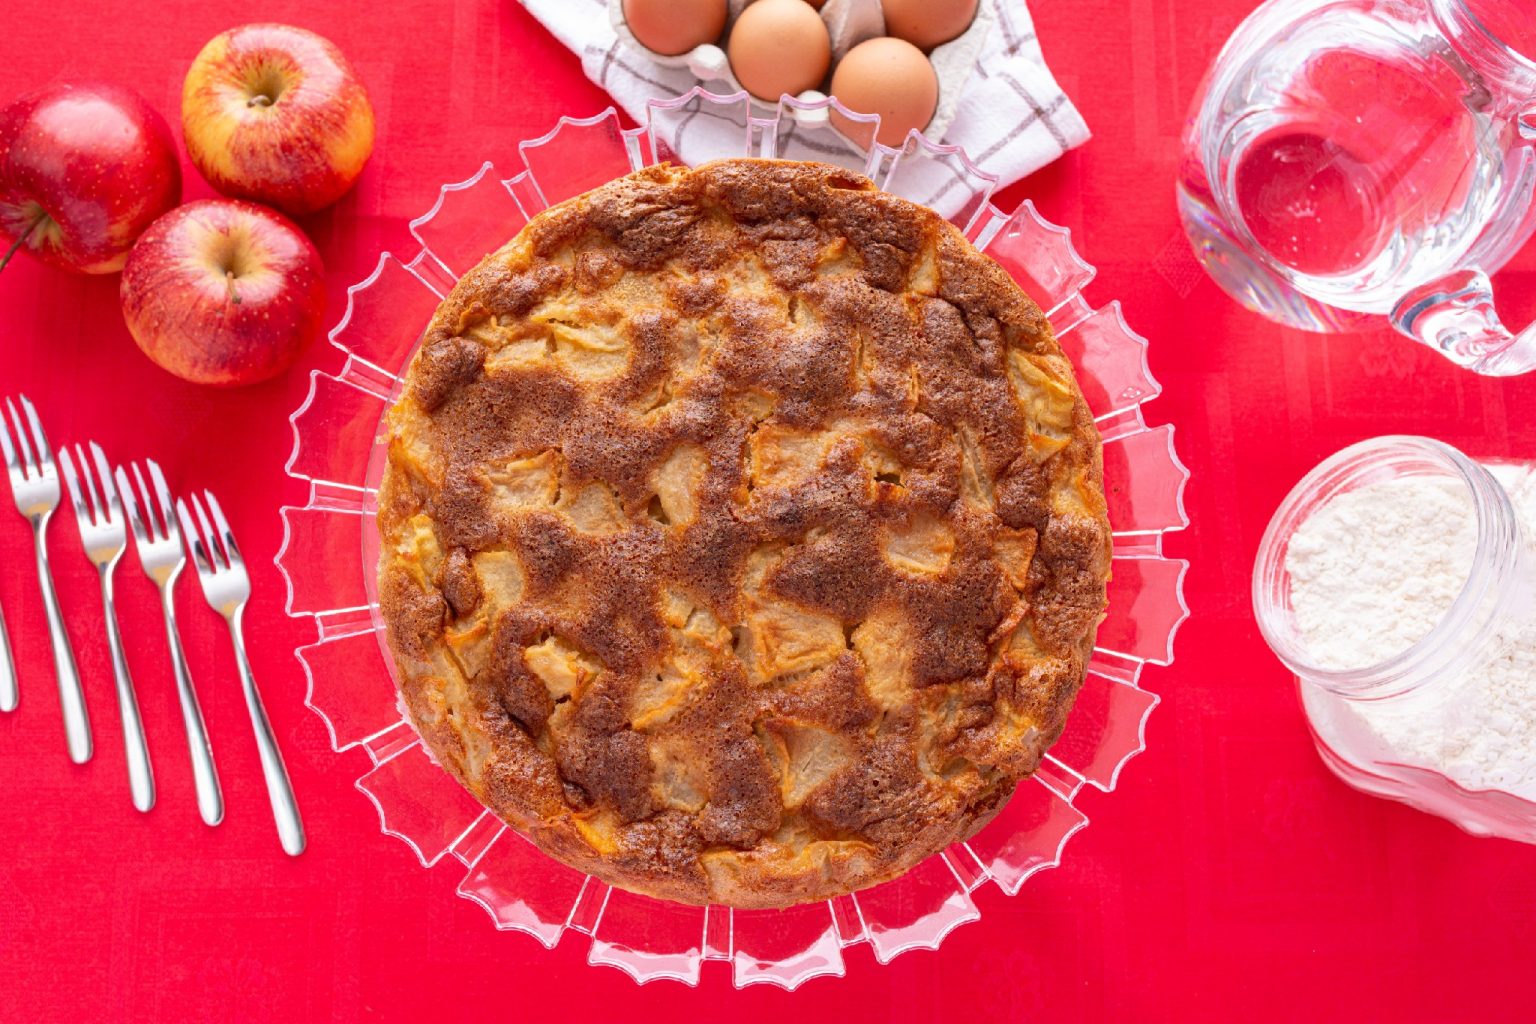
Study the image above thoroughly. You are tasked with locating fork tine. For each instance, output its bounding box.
[192,493,227,571]
[6,398,35,475]
[130,463,161,540]
[149,460,177,539]
[116,465,150,545]
[204,491,242,567]
[91,443,120,523]
[21,397,53,477]
[77,444,104,522]
[0,401,15,470]
[176,497,214,575]
[59,446,89,522]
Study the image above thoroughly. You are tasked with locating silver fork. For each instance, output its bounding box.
[0,396,90,763]
[0,546,14,713]
[117,460,223,826]
[60,442,154,811]
[177,491,305,856]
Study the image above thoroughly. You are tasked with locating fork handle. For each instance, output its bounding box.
[0,597,16,712]
[229,611,305,856]
[34,517,90,763]
[162,586,223,826]
[101,571,154,812]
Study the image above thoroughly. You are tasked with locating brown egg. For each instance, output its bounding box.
[829,37,939,147]
[727,0,833,102]
[880,0,978,50]
[624,0,728,56]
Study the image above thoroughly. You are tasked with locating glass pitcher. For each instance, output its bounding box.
[1179,0,1536,375]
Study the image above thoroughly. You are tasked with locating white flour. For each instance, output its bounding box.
[1285,462,1536,797]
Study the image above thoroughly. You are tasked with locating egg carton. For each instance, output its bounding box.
[608,0,994,140]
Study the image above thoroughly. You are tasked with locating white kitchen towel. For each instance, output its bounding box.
[518,0,1089,217]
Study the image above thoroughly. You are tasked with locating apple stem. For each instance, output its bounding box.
[0,214,45,274]
[247,95,274,109]
[225,270,242,305]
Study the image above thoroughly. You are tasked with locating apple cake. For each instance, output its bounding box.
[377,159,1110,908]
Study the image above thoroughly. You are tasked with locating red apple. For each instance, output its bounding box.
[0,82,180,274]
[120,199,325,387]
[182,24,375,216]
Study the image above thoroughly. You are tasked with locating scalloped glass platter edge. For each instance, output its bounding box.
[276,90,1191,991]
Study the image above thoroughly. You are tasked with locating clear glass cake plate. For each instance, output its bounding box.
[276,91,1191,991]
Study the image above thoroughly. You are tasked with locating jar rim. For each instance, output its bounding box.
[1251,435,1520,698]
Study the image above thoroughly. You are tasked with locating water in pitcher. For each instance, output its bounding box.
[1178,0,1531,334]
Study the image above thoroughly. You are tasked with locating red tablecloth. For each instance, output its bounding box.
[3,2,1534,1020]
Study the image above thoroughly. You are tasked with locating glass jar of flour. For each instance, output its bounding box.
[1253,436,1536,842]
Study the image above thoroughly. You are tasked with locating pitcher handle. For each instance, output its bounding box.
[1391,268,1536,376]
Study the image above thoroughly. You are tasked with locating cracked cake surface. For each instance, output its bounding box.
[376,158,1111,908]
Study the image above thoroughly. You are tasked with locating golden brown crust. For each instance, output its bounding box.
[377,159,1110,908]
